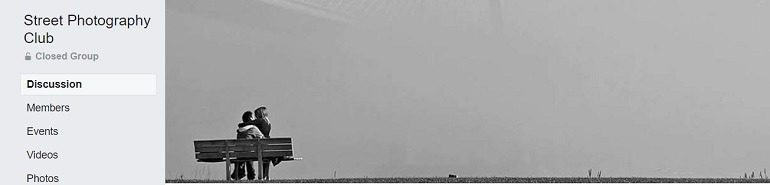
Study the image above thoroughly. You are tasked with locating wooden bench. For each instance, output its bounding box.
[194,137,299,181]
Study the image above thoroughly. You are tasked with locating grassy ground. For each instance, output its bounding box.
[167,177,770,183]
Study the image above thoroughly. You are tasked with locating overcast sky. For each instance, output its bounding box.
[166,0,770,179]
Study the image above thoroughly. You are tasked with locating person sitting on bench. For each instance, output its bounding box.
[230,111,264,180]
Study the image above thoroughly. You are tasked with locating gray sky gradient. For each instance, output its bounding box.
[166,0,770,179]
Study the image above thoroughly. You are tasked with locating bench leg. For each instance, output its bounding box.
[225,159,231,181]
[257,160,263,180]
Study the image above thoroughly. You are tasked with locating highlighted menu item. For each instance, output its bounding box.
[21,74,156,95]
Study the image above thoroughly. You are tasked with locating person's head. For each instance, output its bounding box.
[241,111,253,123]
[254,106,268,119]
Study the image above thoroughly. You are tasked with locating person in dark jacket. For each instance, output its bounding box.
[254,106,280,180]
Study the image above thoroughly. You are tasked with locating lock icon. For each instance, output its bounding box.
[25,52,31,61]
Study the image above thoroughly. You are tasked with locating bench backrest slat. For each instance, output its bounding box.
[196,150,293,159]
[194,145,293,154]
[262,144,292,151]
[195,138,289,145]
